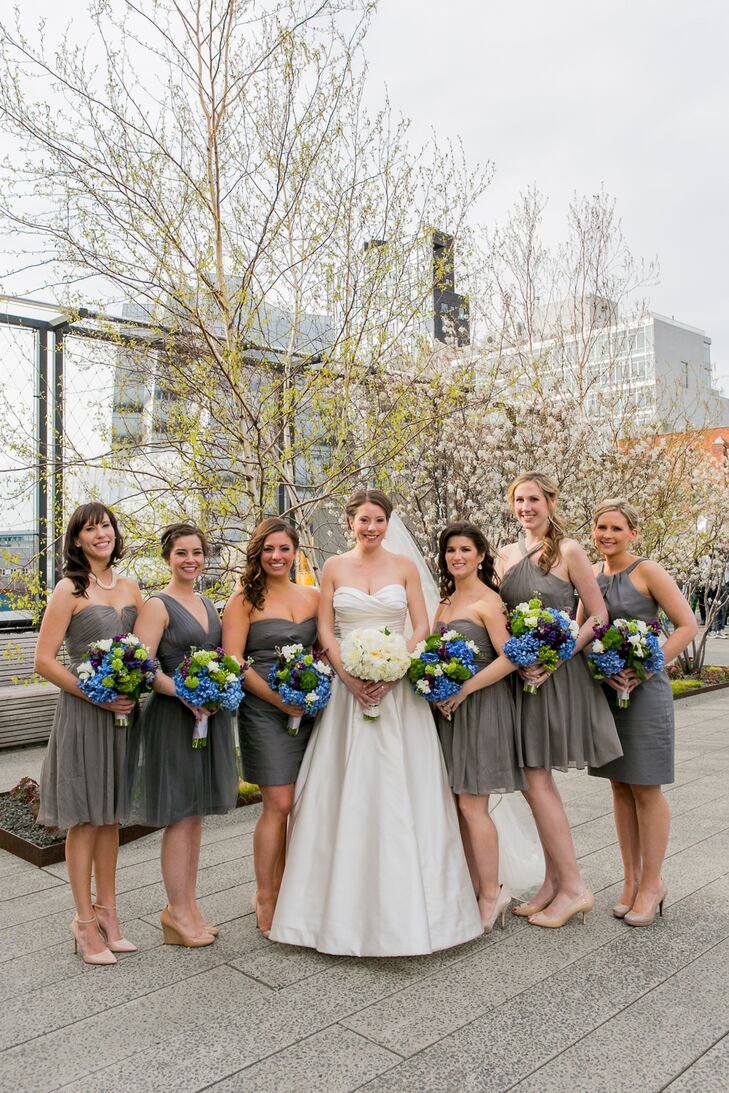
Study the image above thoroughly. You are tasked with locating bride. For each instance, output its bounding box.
[268,488,484,956]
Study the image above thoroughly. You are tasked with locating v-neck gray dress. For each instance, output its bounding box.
[238,616,318,785]
[500,543,622,771]
[436,619,526,795]
[38,603,138,829]
[124,593,238,826]
[589,560,674,785]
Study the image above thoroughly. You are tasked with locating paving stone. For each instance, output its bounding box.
[663,1034,729,1092]
[0,867,65,901]
[0,964,268,1092]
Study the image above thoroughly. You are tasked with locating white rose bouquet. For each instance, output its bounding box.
[339,626,411,720]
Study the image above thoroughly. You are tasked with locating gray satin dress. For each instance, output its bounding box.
[436,619,526,795]
[238,617,318,785]
[38,604,138,829]
[589,560,674,785]
[500,542,622,771]
[124,594,238,826]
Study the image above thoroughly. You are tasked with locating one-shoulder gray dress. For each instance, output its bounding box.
[500,542,622,771]
[436,619,526,795]
[589,559,674,785]
[124,594,238,826]
[38,603,138,829]
[238,617,318,785]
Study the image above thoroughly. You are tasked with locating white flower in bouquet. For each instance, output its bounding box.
[281,643,304,660]
[96,639,113,652]
[340,627,410,720]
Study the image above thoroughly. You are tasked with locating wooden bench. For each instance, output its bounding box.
[0,631,64,748]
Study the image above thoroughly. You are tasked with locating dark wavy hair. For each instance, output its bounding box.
[240,517,299,611]
[437,521,499,601]
[63,502,124,598]
[160,522,209,560]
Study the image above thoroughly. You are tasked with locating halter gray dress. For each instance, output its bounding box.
[500,542,622,771]
[436,619,526,795]
[238,617,318,786]
[38,604,138,829]
[589,560,674,785]
[124,594,238,826]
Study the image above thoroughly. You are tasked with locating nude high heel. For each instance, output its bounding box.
[623,886,667,927]
[528,890,595,929]
[93,903,138,953]
[481,886,512,934]
[160,905,215,947]
[70,916,117,965]
[612,902,633,920]
[512,887,556,917]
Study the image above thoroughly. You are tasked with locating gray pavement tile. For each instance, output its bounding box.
[0,964,267,1092]
[228,937,340,988]
[0,851,40,879]
[341,897,621,1056]
[508,937,729,1092]
[204,1025,402,1093]
[663,1034,729,1092]
[0,867,66,901]
[358,883,729,1091]
[0,919,162,1005]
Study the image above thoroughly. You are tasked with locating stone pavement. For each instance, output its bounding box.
[0,691,728,1093]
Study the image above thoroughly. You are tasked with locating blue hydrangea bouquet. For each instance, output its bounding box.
[76,633,158,727]
[503,598,579,694]
[267,643,333,735]
[174,647,249,747]
[588,617,665,707]
[407,626,480,718]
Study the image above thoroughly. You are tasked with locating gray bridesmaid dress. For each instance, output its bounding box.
[38,604,138,829]
[499,542,622,771]
[589,560,674,785]
[436,619,526,795]
[124,594,238,826]
[238,617,317,785]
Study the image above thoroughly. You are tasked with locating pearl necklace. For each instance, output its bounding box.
[90,570,117,591]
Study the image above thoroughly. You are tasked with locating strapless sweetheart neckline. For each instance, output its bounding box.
[334,583,406,599]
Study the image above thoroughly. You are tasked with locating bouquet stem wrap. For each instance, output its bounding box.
[287,714,303,736]
[192,713,209,747]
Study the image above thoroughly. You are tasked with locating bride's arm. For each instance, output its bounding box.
[403,559,429,650]
[318,560,375,709]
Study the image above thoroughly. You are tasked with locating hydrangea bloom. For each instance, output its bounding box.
[268,643,333,735]
[77,633,158,727]
[588,617,665,707]
[407,626,480,715]
[503,598,577,694]
[174,647,249,746]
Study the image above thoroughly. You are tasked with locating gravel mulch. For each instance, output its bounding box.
[0,794,66,847]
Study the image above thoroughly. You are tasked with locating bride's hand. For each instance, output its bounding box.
[363,680,395,702]
[342,672,378,710]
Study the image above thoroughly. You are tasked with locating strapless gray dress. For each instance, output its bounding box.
[436,619,526,795]
[589,560,674,785]
[38,604,138,829]
[124,594,238,826]
[238,617,318,785]
[500,543,622,771]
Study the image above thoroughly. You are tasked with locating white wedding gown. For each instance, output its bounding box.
[268,584,484,957]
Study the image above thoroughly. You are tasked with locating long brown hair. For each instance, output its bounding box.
[240,517,299,611]
[437,522,499,600]
[506,473,567,574]
[63,502,124,598]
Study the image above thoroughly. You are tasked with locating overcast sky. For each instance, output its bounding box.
[3,0,728,387]
[364,0,729,387]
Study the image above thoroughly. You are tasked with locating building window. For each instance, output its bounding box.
[681,361,689,389]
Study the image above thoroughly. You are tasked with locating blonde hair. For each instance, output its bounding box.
[506,473,568,574]
[592,497,640,532]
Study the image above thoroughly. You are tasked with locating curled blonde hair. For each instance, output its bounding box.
[592,497,640,531]
[506,473,568,574]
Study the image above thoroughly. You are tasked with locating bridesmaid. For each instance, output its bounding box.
[586,498,696,925]
[498,473,622,928]
[127,523,238,947]
[433,522,525,932]
[37,502,142,965]
[222,517,319,935]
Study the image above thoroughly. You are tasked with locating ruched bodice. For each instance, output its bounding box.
[65,604,138,670]
[446,618,497,669]
[246,617,318,682]
[153,593,220,672]
[333,584,408,639]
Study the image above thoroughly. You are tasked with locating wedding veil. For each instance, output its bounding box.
[384,512,545,897]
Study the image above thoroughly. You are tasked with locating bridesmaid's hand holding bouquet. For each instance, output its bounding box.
[268,644,333,736]
[588,618,665,707]
[503,598,579,694]
[407,626,480,720]
[77,633,158,727]
[174,647,249,747]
